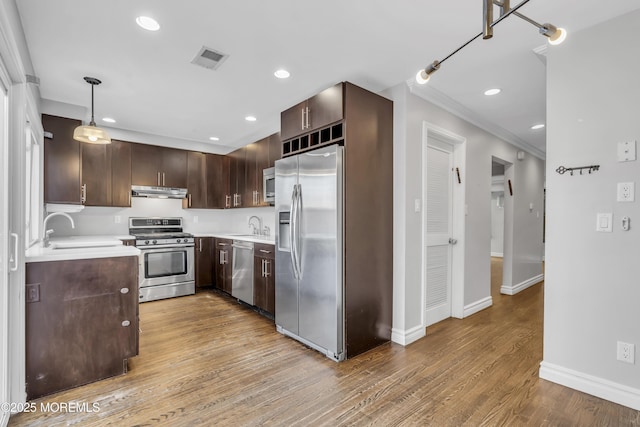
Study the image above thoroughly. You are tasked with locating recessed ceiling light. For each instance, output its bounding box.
[484,88,501,96]
[136,16,160,31]
[102,117,116,123]
[274,69,290,79]
[531,123,545,130]
[209,136,220,141]
[245,116,257,122]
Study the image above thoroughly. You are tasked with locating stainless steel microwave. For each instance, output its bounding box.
[263,167,275,205]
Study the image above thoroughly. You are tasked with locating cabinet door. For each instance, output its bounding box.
[131,143,162,186]
[42,114,82,204]
[214,239,232,292]
[111,140,132,207]
[254,137,270,206]
[244,142,259,207]
[307,83,343,132]
[185,152,207,208]
[195,237,213,287]
[268,133,282,168]
[207,154,229,209]
[254,243,275,315]
[228,148,245,207]
[280,100,307,141]
[81,143,111,206]
[161,147,187,188]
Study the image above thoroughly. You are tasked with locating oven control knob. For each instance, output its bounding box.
[152,240,157,244]
[145,240,150,245]
[177,239,181,243]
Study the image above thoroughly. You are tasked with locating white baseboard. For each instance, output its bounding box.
[391,325,425,346]
[463,296,492,318]
[501,273,543,295]
[490,252,503,258]
[540,361,640,411]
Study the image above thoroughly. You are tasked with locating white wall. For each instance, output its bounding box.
[45,199,275,237]
[384,83,545,344]
[540,10,640,410]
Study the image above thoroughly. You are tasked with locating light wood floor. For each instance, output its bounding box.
[9,258,640,426]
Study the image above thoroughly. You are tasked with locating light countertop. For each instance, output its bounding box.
[192,232,275,245]
[26,235,140,263]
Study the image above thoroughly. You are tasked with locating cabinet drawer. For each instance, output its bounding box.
[254,242,275,260]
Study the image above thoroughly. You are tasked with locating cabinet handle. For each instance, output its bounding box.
[219,250,224,264]
[225,195,231,208]
[162,172,166,186]
[218,242,228,246]
[199,238,202,252]
[129,191,131,206]
[305,107,310,129]
[120,288,129,294]
[122,320,131,327]
[81,184,87,204]
[188,194,192,208]
[301,107,305,131]
[265,260,271,277]
[259,249,271,254]
[157,172,161,186]
[261,259,266,277]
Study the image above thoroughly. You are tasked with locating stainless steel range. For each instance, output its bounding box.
[129,217,195,302]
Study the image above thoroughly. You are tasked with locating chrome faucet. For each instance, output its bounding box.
[248,215,263,236]
[41,212,75,247]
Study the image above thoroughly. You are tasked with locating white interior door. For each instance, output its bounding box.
[425,140,454,326]
[0,79,10,423]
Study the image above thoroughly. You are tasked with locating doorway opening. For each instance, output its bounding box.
[490,156,513,297]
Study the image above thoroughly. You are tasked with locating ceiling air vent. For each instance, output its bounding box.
[191,46,229,70]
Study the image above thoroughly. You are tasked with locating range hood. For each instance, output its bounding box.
[131,185,187,199]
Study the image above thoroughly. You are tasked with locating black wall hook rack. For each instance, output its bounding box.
[555,165,600,176]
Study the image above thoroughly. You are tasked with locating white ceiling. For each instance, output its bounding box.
[15,1,640,155]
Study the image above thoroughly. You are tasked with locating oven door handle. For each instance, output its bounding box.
[138,244,195,251]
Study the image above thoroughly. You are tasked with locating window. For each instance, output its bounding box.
[24,123,41,247]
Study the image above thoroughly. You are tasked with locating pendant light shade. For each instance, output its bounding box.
[73,77,111,145]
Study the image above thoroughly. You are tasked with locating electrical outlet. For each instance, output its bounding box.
[617,182,635,202]
[617,341,635,364]
[193,216,199,223]
[26,284,40,303]
[114,215,121,224]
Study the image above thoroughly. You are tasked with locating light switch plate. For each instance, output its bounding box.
[618,140,637,162]
[596,213,613,232]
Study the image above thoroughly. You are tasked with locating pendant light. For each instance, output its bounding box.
[73,76,111,144]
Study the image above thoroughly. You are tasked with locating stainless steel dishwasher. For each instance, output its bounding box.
[232,240,254,304]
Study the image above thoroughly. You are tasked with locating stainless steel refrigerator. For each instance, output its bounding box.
[275,144,344,361]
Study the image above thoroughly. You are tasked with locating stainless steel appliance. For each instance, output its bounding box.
[129,217,195,302]
[275,144,344,361]
[263,167,275,205]
[232,240,254,304]
[131,185,187,199]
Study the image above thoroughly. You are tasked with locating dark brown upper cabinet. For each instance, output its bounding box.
[81,139,132,207]
[227,148,246,208]
[183,151,207,209]
[243,133,281,207]
[280,83,343,141]
[43,114,82,204]
[131,143,187,188]
[207,154,229,209]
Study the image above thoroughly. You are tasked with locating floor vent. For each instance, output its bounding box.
[191,46,229,70]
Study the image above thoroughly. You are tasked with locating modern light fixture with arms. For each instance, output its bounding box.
[416,0,567,84]
[73,76,111,144]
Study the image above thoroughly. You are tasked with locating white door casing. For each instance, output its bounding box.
[0,68,10,426]
[422,123,466,328]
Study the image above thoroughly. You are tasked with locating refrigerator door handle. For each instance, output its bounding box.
[290,185,299,279]
[295,184,303,277]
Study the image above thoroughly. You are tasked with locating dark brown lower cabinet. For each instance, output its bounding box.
[253,243,275,316]
[195,237,213,288]
[25,256,139,400]
[214,238,233,294]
